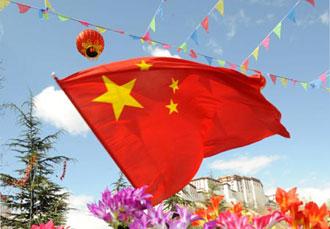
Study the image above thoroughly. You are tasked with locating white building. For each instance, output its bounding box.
[181,175,268,209]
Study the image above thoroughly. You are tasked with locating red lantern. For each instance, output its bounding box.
[76,29,104,59]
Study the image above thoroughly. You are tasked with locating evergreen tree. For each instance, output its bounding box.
[0,99,71,228]
[111,172,129,192]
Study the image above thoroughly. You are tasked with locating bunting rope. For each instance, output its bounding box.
[241,0,306,67]
[1,0,328,92]
[177,0,224,52]
[142,0,166,35]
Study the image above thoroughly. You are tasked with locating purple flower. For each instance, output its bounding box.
[252,210,286,229]
[167,205,201,229]
[88,186,152,227]
[211,211,254,229]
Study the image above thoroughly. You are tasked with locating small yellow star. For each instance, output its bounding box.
[136,60,152,71]
[165,99,178,114]
[169,78,179,94]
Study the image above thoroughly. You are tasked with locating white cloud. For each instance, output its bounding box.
[320,11,329,25]
[223,9,250,39]
[265,186,330,205]
[144,46,181,58]
[33,86,90,135]
[210,155,280,174]
[206,38,224,56]
[66,194,109,229]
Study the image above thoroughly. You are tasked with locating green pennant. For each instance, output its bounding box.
[217,60,226,67]
[179,42,188,53]
[58,14,69,22]
[150,17,156,32]
[273,22,282,39]
[96,26,107,33]
[301,82,308,91]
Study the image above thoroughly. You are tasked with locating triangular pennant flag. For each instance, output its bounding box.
[217,60,226,67]
[309,79,321,89]
[43,12,49,20]
[178,42,188,53]
[191,30,199,45]
[229,63,237,70]
[204,55,213,65]
[319,72,327,87]
[0,0,10,11]
[288,9,296,23]
[79,20,90,27]
[129,35,141,40]
[327,88,330,92]
[216,0,224,16]
[38,9,44,19]
[252,46,260,61]
[291,79,298,86]
[269,74,277,84]
[306,0,315,7]
[44,0,54,11]
[150,17,156,32]
[162,44,171,49]
[58,14,69,21]
[262,36,270,50]
[96,26,107,34]
[17,3,31,14]
[141,31,151,44]
[189,49,198,59]
[201,16,209,32]
[280,77,289,87]
[301,82,308,90]
[273,22,282,39]
[242,59,249,72]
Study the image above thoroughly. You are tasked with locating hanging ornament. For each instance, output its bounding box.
[76,29,104,59]
[60,160,67,180]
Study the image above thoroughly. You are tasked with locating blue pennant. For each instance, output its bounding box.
[204,55,213,65]
[191,30,199,45]
[288,9,296,23]
[129,35,141,40]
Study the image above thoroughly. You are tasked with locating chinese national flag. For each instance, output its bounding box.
[56,57,289,204]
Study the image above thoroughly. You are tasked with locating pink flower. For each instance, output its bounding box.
[30,220,68,229]
[252,210,287,229]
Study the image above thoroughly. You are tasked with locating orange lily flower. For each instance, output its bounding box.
[303,202,328,229]
[275,187,302,213]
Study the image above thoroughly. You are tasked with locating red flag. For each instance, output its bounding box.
[201,16,209,32]
[56,57,289,204]
[306,0,315,6]
[189,49,198,58]
[17,3,31,14]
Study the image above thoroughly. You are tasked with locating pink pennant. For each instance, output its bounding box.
[269,74,277,84]
[306,0,315,7]
[242,59,249,71]
[142,31,152,43]
[291,79,298,86]
[79,20,90,27]
[17,3,31,14]
[201,16,209,32]
[229,63,237,70]
[189,49,197,59]
[320,72,327,86]
[262,36,270,50]
[115,29,125,35]
[162,44,171,49]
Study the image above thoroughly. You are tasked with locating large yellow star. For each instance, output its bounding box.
[169,78,179,94]
[136,60,152,71]
[165,99,178,114]
[93,76,143,120]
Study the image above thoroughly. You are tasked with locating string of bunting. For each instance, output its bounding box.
[241,0,316,71]
[177,0,224,54]
[1,0,328,92]
[141,0,167,43]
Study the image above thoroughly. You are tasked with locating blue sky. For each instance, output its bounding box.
[0,0,329,227]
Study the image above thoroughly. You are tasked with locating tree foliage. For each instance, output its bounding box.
[0,99,71,228]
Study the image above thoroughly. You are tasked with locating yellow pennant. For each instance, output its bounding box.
[0,0,10,11]
[301,82,308,91]
[216,0,224,16]
[252,46,260,61]
[280,78,289,87]
[96,26,107,33]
